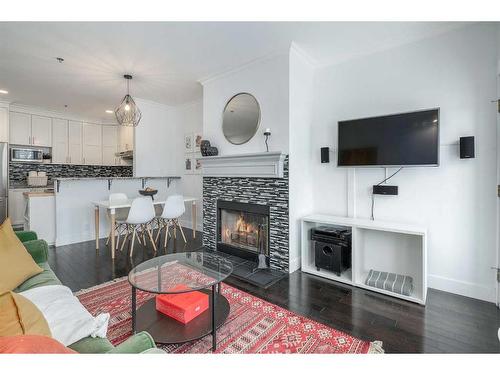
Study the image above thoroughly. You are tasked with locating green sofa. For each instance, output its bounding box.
[14,231,162,354]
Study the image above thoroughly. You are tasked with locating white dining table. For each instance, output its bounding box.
[92,196,198,259]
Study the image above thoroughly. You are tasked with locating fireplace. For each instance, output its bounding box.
[217,200,270,265]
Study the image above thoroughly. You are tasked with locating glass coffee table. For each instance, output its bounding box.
[128,251,233,351]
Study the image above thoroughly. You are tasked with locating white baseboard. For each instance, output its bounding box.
[55,231,107,247]
[428,274,496,303]
[289,256,301,273]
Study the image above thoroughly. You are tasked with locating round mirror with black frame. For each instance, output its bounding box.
[222,93,261,145]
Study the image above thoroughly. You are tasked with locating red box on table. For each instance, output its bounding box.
[155,284,209,324]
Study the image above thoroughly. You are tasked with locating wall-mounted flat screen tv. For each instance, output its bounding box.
[337,108,439,167]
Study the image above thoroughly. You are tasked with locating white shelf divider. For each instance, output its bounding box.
[301,214,427,305]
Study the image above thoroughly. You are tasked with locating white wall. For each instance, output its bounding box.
[133,97,203,232]
[288,45,315,272]
[202,53,290,155]
[133,98,181,177]
[309,23,498,302]
[177,100,204,231]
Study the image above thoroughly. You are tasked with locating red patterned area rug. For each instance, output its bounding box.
[76,277,383,354]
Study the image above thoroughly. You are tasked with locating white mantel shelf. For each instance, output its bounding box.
[200,152,286,178]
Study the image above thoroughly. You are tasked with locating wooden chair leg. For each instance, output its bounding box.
[155,219,163,242]
[177,221,187,243]
[146,228,157,252]
[120,228,130,252]
[130,228,137,258]
[141,224,147,245]
[116,225,121,250]
[163,222,170,248]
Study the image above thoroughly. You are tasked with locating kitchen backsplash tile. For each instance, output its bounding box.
[9,162,133,187]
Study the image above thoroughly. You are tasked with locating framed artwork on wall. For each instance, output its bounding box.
[184,156,193,174]
[194,132,203,152]
[193,153,202,175]
[184,133,194,153]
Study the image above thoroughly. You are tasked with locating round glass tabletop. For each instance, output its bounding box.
[128,251,233,294]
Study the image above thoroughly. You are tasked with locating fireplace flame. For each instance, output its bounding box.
[235,214,255,233]
[222,213,259,249]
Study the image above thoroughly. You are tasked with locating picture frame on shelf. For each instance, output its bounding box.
[194,132,203,152]
[184,133,194,153]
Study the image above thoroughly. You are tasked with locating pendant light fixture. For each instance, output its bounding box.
[115,74,142,127]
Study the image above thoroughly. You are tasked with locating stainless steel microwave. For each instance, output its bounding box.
[10,147,44,163]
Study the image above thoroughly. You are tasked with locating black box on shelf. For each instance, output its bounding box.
[311,226,352,276]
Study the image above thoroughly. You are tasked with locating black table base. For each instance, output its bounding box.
[132,286,229,351]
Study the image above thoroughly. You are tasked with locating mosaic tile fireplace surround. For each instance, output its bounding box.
[203,156,289,272]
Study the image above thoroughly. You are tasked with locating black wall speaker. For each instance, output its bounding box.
[373,185,399,196]
[321,147,330,163]
[460,136,475,159]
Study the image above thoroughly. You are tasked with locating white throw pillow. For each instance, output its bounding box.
[20,285,109,346]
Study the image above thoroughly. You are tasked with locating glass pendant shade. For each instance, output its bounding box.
[115,75,142,127]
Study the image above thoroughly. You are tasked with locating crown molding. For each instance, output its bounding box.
[290,42,319,68]
[198,48,290,86]
[0,100,11,108]
[9,103,111,125]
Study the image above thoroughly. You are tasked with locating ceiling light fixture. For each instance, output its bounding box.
[114,74,141,127]
[105,110,113,114]
[0,90,8,94]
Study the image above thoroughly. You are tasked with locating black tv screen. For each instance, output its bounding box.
[337,109,439,167]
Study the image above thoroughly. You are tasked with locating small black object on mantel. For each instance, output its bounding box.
[459,136,475,159]
[200,140,218,156]
[263,128,271,152]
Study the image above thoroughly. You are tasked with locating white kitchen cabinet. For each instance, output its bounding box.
[102,125,118,165]
[31,115,52,147]
[9,112,31,145]
[118,126,134,152]
[68,121,83,164]
[52,118,69,163]
[83,123,102,165]
[0,106,8,142]
[9,112,52,147]
[8,189,29,226]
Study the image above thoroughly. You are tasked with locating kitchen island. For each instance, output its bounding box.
[54,176,193,249]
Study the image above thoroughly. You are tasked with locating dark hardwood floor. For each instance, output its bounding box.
[49,228,500,354]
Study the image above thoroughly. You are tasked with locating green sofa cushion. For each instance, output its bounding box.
[22,239,49,264]
[15,231,38,243]
[69,332,158,354]
[14,262,61,293]
[68,336,115,353]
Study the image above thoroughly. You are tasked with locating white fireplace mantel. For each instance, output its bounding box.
[199,152,286,178]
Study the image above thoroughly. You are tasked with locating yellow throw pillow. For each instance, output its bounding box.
[0,291,51,337]
[0,218,43,293]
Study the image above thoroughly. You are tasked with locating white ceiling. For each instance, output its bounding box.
[0,22,470,120]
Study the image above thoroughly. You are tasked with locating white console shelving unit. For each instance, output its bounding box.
[301,214,427,305]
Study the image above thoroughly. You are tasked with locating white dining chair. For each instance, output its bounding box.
[106,193,129,250]
[155,195,187,247]
[120,196,157,257]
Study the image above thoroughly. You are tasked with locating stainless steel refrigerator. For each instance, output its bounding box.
[0,142,8,222]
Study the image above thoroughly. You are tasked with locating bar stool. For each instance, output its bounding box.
[155,195,187,248]
[120,197,157,257]
[106,193,129,250]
